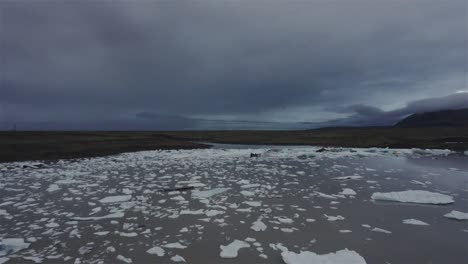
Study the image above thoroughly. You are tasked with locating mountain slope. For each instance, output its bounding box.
[395,108,468,127]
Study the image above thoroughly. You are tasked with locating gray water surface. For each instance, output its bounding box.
[1,146,467,264]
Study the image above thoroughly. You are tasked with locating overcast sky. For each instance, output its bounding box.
[1,0,467,130]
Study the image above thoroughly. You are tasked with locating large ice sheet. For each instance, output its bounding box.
[281,248,367,264]
[444,210,468,220]
[371,190,454,205]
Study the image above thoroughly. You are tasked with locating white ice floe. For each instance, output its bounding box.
[240,190,255,197]
[219,240,251,258]
[340,188,357,196]
[0,238,30,257]
[244,201,262,207]
[251,220,267,231]
[71,212,125,221]
[171,255,186,262]
[371,190,454,205]
[99,195,132,204]
[278,217,294,224]
[371,227,392,234]
[444,210,468,220]
[191,188,230,199]
[464,150,468,156]
[205,210,224,217]
[146,246,165,256]
[402,219,429,226]
[94,231,110,236]
[162,242,187,249]
[116,254,132,263]
[46,184,60,193]
[324,215,345,221]
[0,209,11,218]
[281,248,367,264]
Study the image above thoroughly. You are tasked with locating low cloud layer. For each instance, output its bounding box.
[1,1,466,130]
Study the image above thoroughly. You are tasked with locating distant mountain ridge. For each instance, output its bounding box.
[395,108,468,127]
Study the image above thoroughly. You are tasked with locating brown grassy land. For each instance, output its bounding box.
[1,127,467,162]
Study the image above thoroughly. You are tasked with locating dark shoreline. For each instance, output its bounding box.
[1,127,467,163]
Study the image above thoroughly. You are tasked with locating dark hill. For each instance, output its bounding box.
[395,108,468,127]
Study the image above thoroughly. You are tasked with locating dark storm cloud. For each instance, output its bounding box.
[321,92,468,127]
[0,1,467,129]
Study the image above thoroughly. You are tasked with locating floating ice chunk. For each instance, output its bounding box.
[314,192,338,200]
[119,232,138,237]
[332,176,363,181]
[71,212,125,221]
[412,149,453,156]
[280,228,295,233]
[220,240,250,258]
[171,255,186,262]
[464,151,468,156]
[162,242,187,249]
[170,195,185,201]
[371,227,392,234]
[278,217,294,224]
[251,220,267,231]
[180,209,204,215]
[122,188,132,195]
[45,222,59,228]
[94,231,110,236]
[146,246,165,256]
[371,190,454,205]
[46,184,60,193]
[117,254,132,263]
[324,215,345,221]
[403,219,429,226]
[340,188,357,196]
[240,190,255,197]
[191,188,230,199]
[205,210,224,217]
[244,201,262,207]
[0,238,30,256]
[241,184,260,189]
[281,248,367,264]
[0,209,11,218]
[339,230,352,233]
[444,210,468,220]
[99,195,132,204]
